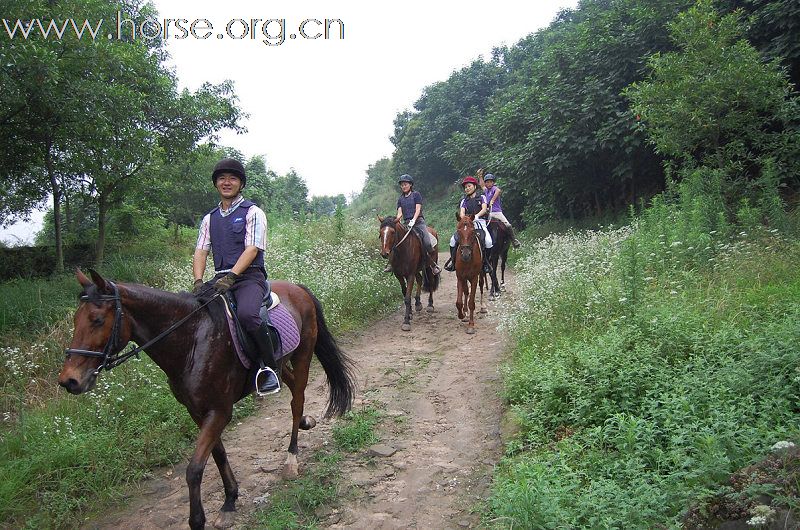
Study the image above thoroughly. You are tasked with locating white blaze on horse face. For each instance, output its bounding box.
[382,226,390,252]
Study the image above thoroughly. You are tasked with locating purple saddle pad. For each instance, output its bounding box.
[225,302,300,369]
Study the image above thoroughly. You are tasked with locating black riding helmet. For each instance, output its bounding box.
[398,174,414,185]
[212,158,247,188]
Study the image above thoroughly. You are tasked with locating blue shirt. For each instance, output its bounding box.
[397,191,424,221]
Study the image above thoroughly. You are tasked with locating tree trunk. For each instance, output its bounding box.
[96,192,108,266]
[45,141,64,273]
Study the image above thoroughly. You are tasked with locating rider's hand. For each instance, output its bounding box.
[408,219,415,228]
[213,272,239,294]
[192,279,204,294]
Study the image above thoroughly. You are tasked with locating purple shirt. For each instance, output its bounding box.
[485,186,502,213]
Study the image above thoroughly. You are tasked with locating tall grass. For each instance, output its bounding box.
[490,182,800,527]
[0,215,397,528]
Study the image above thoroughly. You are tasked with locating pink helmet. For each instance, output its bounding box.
[462,176,479,187]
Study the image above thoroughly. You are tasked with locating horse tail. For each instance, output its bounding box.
[298,285,356,419]
[422,263,440,293]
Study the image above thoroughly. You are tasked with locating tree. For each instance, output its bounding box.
[625,0,798,194]
[391,59,506,190]
[269,169,309,218]
[0,0,244,268]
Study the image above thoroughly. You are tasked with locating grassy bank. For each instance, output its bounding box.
[490,197,800,527]
[0,216,397,528]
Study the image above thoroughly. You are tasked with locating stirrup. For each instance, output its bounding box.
[255,365,280,396]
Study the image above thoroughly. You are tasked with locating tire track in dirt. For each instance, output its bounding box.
[83,255,512,529]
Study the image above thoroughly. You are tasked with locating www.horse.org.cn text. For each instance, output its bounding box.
[1,12,345,46]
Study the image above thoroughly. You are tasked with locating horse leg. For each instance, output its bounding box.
[501,253,507,290]
[281,349,313,479]
[456,276,465,320]
[186,411,230,530]
[414,271,423,312]
[479,272,488,314]
[427,289,434,312]
[402,274,413,331]
[467,277,477,334]
[210,439,238,528]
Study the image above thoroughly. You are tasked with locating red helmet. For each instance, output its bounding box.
[462,176,479,187]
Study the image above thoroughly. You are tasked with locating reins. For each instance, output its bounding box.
[392,222,413,251]
[64,281,222,374]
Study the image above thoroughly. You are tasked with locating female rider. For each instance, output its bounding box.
[443,176,492,273]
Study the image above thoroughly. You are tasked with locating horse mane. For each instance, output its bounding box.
[79,280,208,314]
[380,216,402,230]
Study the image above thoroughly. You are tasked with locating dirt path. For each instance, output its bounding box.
[84,257,513,530]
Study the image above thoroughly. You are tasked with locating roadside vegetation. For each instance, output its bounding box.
[249,406,384,530]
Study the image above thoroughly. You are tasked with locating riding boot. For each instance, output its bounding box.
[251,325,281,395]
[507,225,521,248]
[428,248,441,275]
[482,250,493,274]
[444,245,457,272]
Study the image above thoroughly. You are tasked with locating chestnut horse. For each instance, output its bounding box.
[58,269,356,530]
[455,215,487,333]
[378,216,440,331]
[486,219,511,299]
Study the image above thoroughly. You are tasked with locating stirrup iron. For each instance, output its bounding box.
[255,365,281,396]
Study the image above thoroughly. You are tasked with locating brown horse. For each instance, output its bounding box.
[58,269,355,530]
[454,215,487,333]
[378,216,440,331]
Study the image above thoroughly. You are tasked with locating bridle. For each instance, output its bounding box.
[457,221,482,260]
[382,221,412,255]
[64,281,221,375]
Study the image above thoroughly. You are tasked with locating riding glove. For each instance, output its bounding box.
[408,219,415,228]
[214,272,239,294]
[192,279,204,294]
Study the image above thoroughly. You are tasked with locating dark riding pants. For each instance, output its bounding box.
[216,268,266,334]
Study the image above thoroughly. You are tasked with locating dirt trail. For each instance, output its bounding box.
[84,256,513,530]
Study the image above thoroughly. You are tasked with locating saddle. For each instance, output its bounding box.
[224,285,282,368]
[410,225,438,251]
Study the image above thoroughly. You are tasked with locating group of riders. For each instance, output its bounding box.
[386,169,522,276]
[194,157,522,399]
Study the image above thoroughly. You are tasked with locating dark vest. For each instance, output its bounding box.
[209,200,265,273]
[462,194,484,216]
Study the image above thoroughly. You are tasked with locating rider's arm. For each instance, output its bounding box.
[193,248,209,282]
[478,196,489,219]
[411,203,422,223]
[193,214,211,281]
[396,206,403,221]
[230,246,259,275]
[489,187,501,209]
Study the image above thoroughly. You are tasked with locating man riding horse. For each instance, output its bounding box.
[192,158,280,395]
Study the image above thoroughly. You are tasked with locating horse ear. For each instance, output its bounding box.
[377,215,384,222]
[76,268,92,288]
[88,269,111,293]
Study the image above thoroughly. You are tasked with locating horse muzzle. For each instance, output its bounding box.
[58,368,98,395]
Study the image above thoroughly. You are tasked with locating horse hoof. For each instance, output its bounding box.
[401,324,411,331]
[300,415,317,430]
[213,511,236,529]
[466,327,476,334]
[426,306,435,313]
[282,462,299,479]
[461,317,469,322]
[479,308,488,314]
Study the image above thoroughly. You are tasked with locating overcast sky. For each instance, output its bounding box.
[1,0,579,244]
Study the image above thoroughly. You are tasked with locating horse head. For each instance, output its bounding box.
[58,269,132,395]
[456,215,476,262]
[377,215,402,259]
